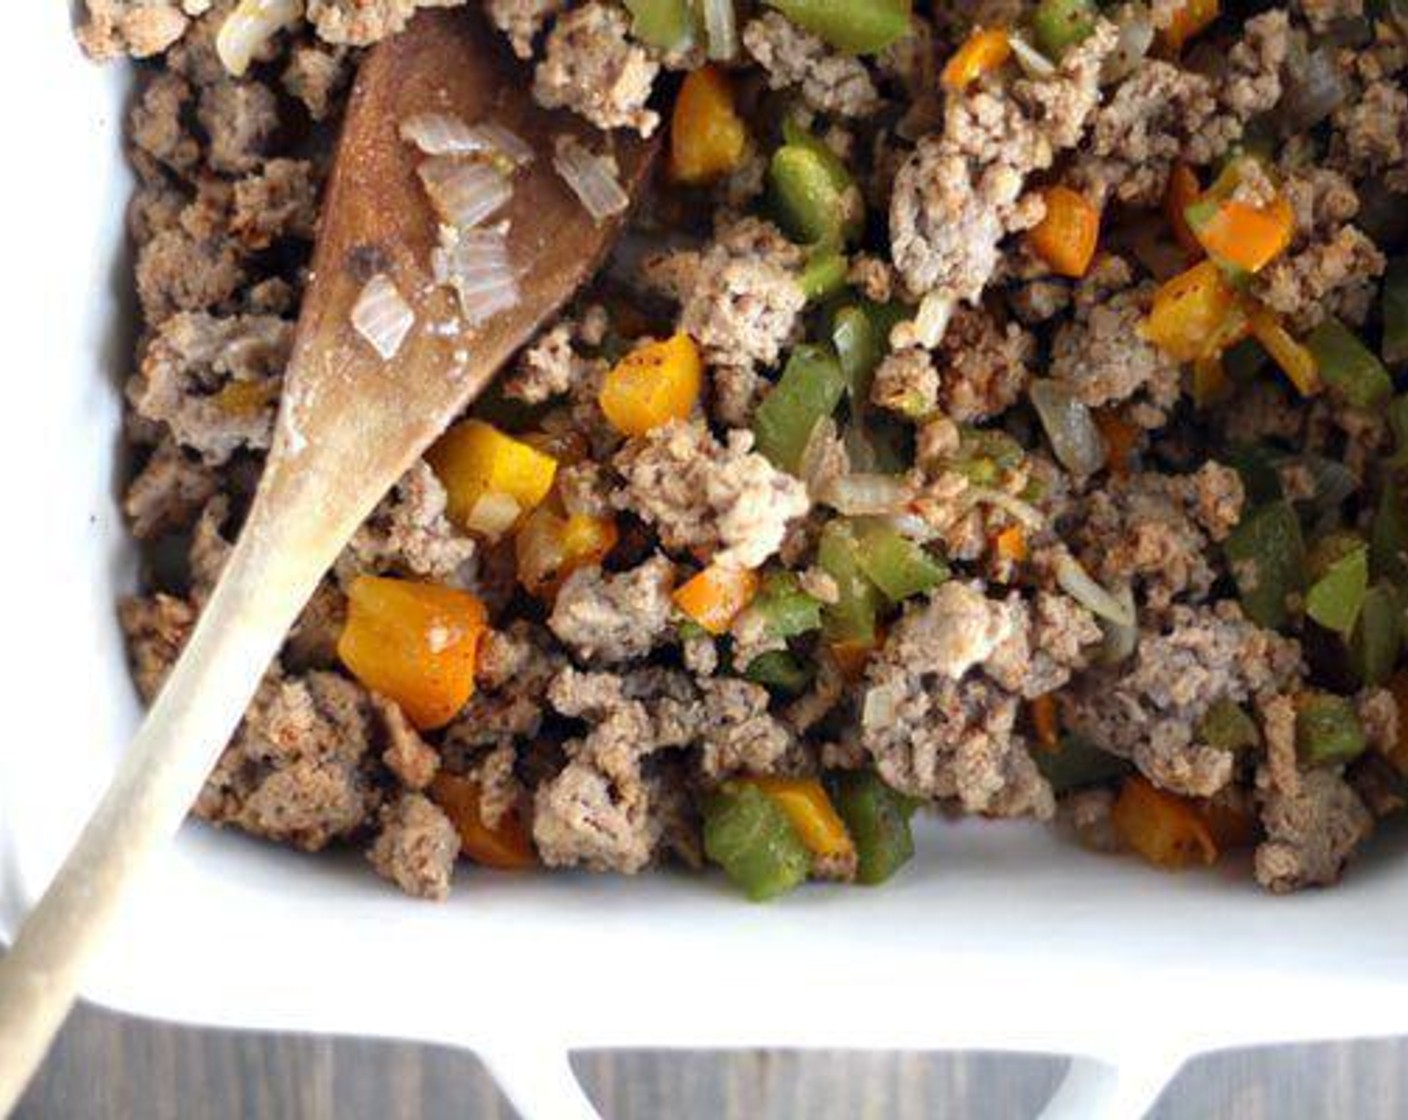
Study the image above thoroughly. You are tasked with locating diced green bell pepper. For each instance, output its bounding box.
[1295,692,1367,767]
[1032,0,1096,58]
[1370,476,1408,583]
[1197,699,1262,752]
[743,649,813,696]
[764,0,912,54]
[752,344,847,474]
[817,520,884,644]
[832,305,882,398]
[1305,534,1369,635]
[703,782,812,901]
[1387,394,1408,468]
[623,0,693,48]
[1224,500,1306,630]
[854,521,948,602]
[1307,318,1394,409]
[1383,258,1408,367]
[1350,582,1403,687]
[1034,734,1132,794]
[827,771,916,885]
[1225,444,1285,506]
[799,249,849,302]
[753,571,823,639]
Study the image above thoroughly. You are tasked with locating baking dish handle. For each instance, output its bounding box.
[1037,1047,1190,1120]
[481,1045,601,1120]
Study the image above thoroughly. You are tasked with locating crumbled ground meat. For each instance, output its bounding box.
[533,2,660,135]
[80,0,189,60]
[374,694,440,789]
[123,437,220,539]
[308,0,467,46]
[872,348,939,418]
[367,793,459,899]
[285,581,348,671]
[136,227,249,325]
[488,0,565,58]
[131,72,200,177]
[282,44,350,120]
[338,461,475,583]
[548,556,676,663]
[230,159,320,251]
[129,312,292,464]
[1063,602,1302,797]
[1255,767,1373,892]
[648,217,806,376]
[743,12,881,119]
[502,319,605,404]
[1334,79,1408,189]
[614,419,810,570]
[934,304,1034,422]
[198,79,279,175]
[1254,225,1386,333]
[119,592,196,702]
[696,677,797,781]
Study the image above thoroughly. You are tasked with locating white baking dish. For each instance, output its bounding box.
[5,7,1408,1118]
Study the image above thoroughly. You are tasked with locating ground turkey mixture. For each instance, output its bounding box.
[94,0,1408,900]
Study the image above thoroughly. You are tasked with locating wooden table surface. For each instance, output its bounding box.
[14,1004,1408,1118]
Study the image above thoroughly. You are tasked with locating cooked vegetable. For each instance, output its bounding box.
[599,332,704,436]
[1159,0,1219,52]
[1030,693,1060,750]
[855,521,948,601]
[753,344,848,473]
[1295,691,1367,766]
[1186,192,1294,275]
[828,771,916,885]
[1372,476,1408,582]
[942,27,1013,90]
[800,249,849,302]
[1384,258,1408,367]
[994,524,1029,563]
[668,65,748,184]
[674,564,760,635]
[1247,302,1321,396]
[750,777,856,859]
[1306,318,1393,409]
[700,0,738,59]
[553,134,630,221]
[337,576,488,731]
[703,782,812,900]
[624,0,693,49]
[832,304,884,396]
[1142,260,1246,362]
[1029,379,1107,475]
[744,649,814,695]
[1223,500,1306,629]
[1350,583,1402,687]
[752,571,824,639]
[1305,534,1369,635]
[764,0,913,54]
[1389,395,1408,467]
[429,772,536,869]
[817,520,884,644]
[515,506,619,598]
[828,636,881,680]
[1276,41,1348,133]
[1032,0,1097,57]
[1191,355,1232,408]
[1035,734,1131,793]
[350,273,415,360]
[428,419,558,531]
[1110,776,1217,869]
[1094,409,1139,475]
[1165,164,1203,256]
[1027,186,1101,278]
[1197,699,1261,751]
[769,125,862,246]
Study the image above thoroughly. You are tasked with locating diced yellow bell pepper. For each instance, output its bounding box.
[749,776,855,860]
[1246,301,1322,397]
[515,504,620,598]
[942,27,1012,91]
[1110,775,1218,870]
[1142,260,1247,363]
[1026,186,1101,279]
[599,333,703,436]
[337,575,488,730]
[673,564,759,635]
[427,419,558,531]
[669,65,749,185]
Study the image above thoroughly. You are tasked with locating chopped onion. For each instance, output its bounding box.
[552,135,630,222]
[819,473,911,516]
[431,225,521,327]
[1008,33,1057,79]
[1276,43,1347,133]
[1094,584,1138,665]
[417,156,512,229]
[1056,552,1136,629]
[914,292,955,348]
[1029,379,1107,476]
[1101,6,1154,85]
[882,512,941,544]
[700,0,739,60]
[216,0,302,77]
[799,417,846,494]
[465,491,522,540]
[965,485,1046,529]
[399,114,535,166]
[862,682,901,728]
[350,274,415,360]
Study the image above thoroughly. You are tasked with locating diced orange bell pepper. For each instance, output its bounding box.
[1093,409,1139,476]
[1165,163,1204,258]
[429,772,537,870]
[514,503,619,598]
[994,524,1028,563]
[673,564,759,635]
[337,575,488,730]
[1191,354,1233,409]
[829,637,878,681]
[1197,795,1259,851]
[1110,775,1218,870]
[1189,195,1294,275]
[749,776,856,860]
[942,27,1012,91]
[1246,300,1322,397]
[1160,0,1219,53]
[1030,694,1060,752]
[1027,186,1101,279]
[215,379,278,416]
[669,65,749,185]
[1142,259,1247,362]
[599,333,703,437]
[427,419,558,534]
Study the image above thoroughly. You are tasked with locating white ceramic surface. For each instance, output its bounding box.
[5,7,1408,1119]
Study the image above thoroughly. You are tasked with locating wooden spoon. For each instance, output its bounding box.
[0,9,656,1110]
